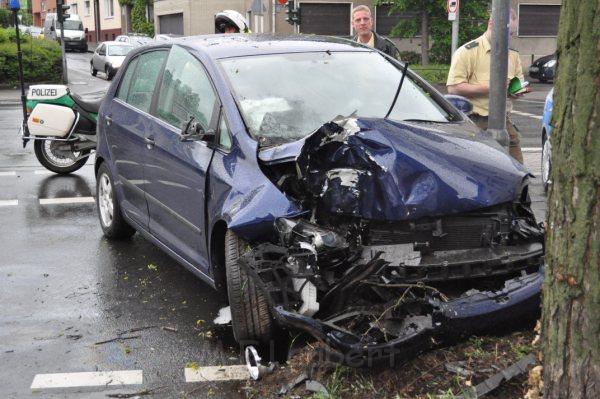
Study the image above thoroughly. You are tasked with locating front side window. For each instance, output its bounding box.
[116,57,139,101]
[220,51,451,145]
[122,50,168,113]
[156,45,218,131]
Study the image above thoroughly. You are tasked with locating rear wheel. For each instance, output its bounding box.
[96,163,135,239]
[105,65,114,81]
[225,230,274,345]
[33,139,89,174]
[90,62,97,76]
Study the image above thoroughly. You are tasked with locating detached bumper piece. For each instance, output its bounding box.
[239,239,543,367]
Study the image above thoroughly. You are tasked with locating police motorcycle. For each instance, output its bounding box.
[21,85,102,174]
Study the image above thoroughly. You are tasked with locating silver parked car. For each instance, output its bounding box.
[90,42,134,80]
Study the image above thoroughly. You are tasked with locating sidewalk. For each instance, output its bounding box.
[0,90,23,106]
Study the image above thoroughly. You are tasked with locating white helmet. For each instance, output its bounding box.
[215,10,250,33]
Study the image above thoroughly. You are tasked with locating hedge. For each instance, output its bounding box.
[411,64,450,85]
[0,27,62,85]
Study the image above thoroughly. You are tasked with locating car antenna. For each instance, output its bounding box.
[385,62,409,119]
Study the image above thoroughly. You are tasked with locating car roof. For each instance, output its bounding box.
[159,34,371,59]
[102,41,134,46]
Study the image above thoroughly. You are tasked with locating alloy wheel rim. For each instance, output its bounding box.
[542,139,551,184]
[98,173,114,227]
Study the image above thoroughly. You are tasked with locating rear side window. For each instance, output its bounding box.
[121,50,167,113]
[156,45,218,130]
[116,57,139,101]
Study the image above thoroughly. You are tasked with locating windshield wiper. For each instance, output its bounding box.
[385,62,409,119]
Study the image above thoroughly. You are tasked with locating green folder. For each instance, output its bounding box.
[508,77,528,95]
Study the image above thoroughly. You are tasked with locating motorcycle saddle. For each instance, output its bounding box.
[72,93,103,114]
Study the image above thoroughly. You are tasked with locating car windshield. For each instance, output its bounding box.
[60,20,83,31]
[220,51,452,144]
[108,45,133,56]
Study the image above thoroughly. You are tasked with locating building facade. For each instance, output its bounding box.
[154,0,561,67]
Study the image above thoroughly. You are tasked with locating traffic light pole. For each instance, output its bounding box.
[12,6,30,143]
[60,22,68,84]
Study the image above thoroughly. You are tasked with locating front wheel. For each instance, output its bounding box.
[225,230,274,345]
[90,62,97,76]
[33,139,89,174]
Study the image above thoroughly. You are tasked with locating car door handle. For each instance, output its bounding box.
[105,115,112,126]
[145,136,155,149]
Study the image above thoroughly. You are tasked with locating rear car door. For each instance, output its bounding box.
[144,45,219,273]
[103,49,168,228]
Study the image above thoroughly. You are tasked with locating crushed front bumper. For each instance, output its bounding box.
[271,270,542,367]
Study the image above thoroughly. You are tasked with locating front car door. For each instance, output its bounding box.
[144,45,219,273]
[94,44,105,70]
[103,49,168,228]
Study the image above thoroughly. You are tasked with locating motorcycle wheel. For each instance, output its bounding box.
[33,139,90,174]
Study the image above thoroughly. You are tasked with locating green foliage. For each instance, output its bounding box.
[0,28,62,85]
[399,50,420,64]
[380,0,490,63]
[0,9,33,28]
[131,0,154,37]
[411,64,449,84]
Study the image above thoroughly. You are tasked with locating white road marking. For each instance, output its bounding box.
[511,110,543,120]
[184,365,250,382]
[522,147,542,153]
[30,370,143,389]
[34,170,55,175]
[515,98,546,104]
[0,200,18,206]
[0,171,16,176]
[39,197,95,205]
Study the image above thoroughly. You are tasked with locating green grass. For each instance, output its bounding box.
[411,64,450,85]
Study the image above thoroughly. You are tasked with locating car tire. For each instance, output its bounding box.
[105,65,114,81]
[225,230,274,345]
[541,133,552,193]
[90,62,97,77]
[96,163,136,240]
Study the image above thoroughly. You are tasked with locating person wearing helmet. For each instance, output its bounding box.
[215,10,251,34]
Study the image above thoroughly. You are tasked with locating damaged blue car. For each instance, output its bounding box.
[95,35,544,367]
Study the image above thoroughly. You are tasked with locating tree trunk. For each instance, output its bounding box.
[541,0,600,398]
[420,9,429,65]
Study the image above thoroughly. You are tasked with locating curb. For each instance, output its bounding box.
[0,101,22,106]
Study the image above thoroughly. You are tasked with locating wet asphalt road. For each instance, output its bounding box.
[0,51,549,398]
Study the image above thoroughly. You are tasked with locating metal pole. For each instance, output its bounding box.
[294,0,299,34]
[59,18,68,84]
[13,9,29,142]
[486,0,510,150]
[451,8,459,57]
[272,0,276,33]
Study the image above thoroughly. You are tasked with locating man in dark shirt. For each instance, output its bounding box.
[352,5,400,60]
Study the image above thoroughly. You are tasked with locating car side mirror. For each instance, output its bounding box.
[180,117,215,142]
[444,94,473,115]
[85,28,89,33]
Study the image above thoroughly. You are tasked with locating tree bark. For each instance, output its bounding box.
[420,8,429,65]
[541,1,600,398]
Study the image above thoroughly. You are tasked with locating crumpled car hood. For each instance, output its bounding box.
[261,117,529,221]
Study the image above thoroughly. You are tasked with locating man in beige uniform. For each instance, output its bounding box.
[447,9,525,163]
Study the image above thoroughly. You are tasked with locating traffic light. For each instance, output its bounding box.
[285,1,300,26]
[57,0,71,23]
